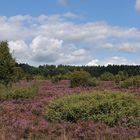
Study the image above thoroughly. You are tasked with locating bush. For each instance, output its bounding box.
[0,84,38,100]
[33,75,45,80]
[118,71,128,81]
[114,74,121,84]
[120,76,140,88]
[100,72,114,81]
[25,74,34,82]
[86,77,97,87]
[70,70,96,87]
[51,75,62,83]
[46,92,140,127]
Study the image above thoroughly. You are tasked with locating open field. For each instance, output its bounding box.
[0,80,140,140]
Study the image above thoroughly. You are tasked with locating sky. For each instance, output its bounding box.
[0,0,140,66]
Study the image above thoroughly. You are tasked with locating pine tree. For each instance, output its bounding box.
[0,41,17,86]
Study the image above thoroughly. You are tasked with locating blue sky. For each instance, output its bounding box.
[0,0,140,65]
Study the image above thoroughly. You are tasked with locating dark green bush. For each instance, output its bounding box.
[70,70,96,87]
[46,92,140,127]
[100,72,115,81]
[0,84,38,100]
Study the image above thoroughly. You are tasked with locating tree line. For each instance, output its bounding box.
[0,40,140,86]
[18,63,140,78]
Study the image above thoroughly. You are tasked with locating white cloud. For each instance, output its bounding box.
[0,14,139,65]
[135,0,140,11]
[87,56,138,66]
[87,59,99,66]
[100,43,114,49]
[118,43,140,53]
[99,42,140,53]
[9,40,30,63]
[30,36,63,63]
[9,35,90,65]
[103,56,137,66]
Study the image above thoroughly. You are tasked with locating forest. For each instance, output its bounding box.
[18,63,140,79]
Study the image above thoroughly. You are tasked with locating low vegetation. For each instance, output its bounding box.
[120,75,140,88]
[0,83,38,100]
[70,70,97,87]
[100,72,115,81]
[46,91,140,127]
[0,41,140,139]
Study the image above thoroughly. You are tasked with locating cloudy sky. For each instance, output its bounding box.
[0,0,140,66]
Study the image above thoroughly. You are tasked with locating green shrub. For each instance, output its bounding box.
[118,71,128,81]
[46,92,140,127]
[100,72,115,81]
[86,77,97,87]
[114,74,121,84]
[51,75,62,83]
[33,75,45,80]
[25,74,34,82]
[70,70,96,87]
[120,76,140,88]
[0,84,38,100]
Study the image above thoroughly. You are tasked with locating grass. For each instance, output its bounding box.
[46,91,140,127]
[120,76,140,88]
[0,83,38,100]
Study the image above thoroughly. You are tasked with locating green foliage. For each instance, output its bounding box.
[13,67,24,81]
[0,84,38,100]
[114,74,121,84]
[100,72,115,81]
[33,75,45,80]
[115,71,129,84]
[0,41,17,86]
[120,76,140,88]
[18,63,140,80]
[25,74,34,82]
[70,70,96,87]
[86,77,97,87]
[46,92,140,127]
[51,75,62,83]
[118,71,128,81]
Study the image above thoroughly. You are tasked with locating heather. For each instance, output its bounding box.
[0,80,140,140]
[46,92,140,127]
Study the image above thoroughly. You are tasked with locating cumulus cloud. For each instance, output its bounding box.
[99,42,140,53]
[87,56,138,66]
[0,14,138,66]
[118,43,140,53]
[87,59,99,66]
[9,35,90,65]
[30,36,63,63]
[135,0,140,11]
[9,40,30,63]
[100,43,114,49]
[103,56,137,66]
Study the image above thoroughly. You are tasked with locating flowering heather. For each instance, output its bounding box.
[0,80,140,140]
